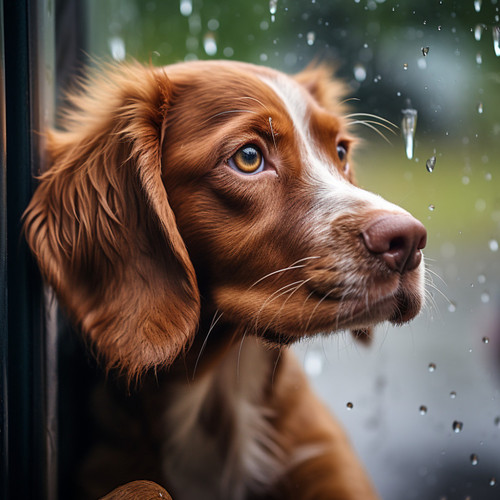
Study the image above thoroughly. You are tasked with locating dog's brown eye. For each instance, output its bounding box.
[337,143,348,162]
[229,145,264,174]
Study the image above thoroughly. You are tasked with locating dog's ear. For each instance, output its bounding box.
[24,62,200,381]
[294,64,349,114]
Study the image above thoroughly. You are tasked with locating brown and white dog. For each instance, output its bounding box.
[24,60,426,499]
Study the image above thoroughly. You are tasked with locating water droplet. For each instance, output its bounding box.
[477,274,486,284]
[470,453,479,465]
[207,18,220,31]
[269,0,278,21]
[109,37,126,61]
[304,351,323,377]
[422,46,430,56]
[482,336,490,344]
[203,33,217,56]
[489,239,499,252]
[474,0,482,12]
[438,25,442,31]
[448,301,456,313]
[428,204,435,211]
[478,102,483,114]
[346,402,354,410]
[452,420,463,433]
[401,107,418,160]
[489,477,496,486]
[180,0,192,16]
[419,405,428,415]
[403,62,408,70]
[426,156,436,172]
[495,416,500,427]
[428,362,436,372]
[474,24,483,41]
[481,292,490,304]
[306,31,316,46]
[476,52,483,64]
[353,63,367,82]
[494,27,500,56]
[450,391,457,399]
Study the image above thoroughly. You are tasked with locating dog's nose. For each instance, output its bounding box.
[361,214,427,273]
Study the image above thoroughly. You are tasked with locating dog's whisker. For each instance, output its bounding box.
[253,280,308,333]
[345,112,398,129]
[260,278,313,334]
[192,310,224,380]
[348,121,393,144]
[269,117,278,150]
[348,119,398,135]
[249,256,320,289]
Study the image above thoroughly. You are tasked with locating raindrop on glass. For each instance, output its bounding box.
[481,292,490,304]
[403,63,408,70]
[203,33,217,56]
[477,274,486,284]
[474,24,483,41]
[353,63,367,82]
[494,27,500,56]
[477,102,483,114]
[470,453,479,465]
[482,336,490,344]
[422,46,430,56]
[426,156,436,172]
[179,0,192,16]
[419,405,428,415]
[346,402,354,410]
[428,362,436,372]
[476,52,482,64]
[109,37,126,61]
[269,0,278,21]
[489,239,499,252]
[474,0,482,12]
[306,31,316,46]
[489,477,496,486]
[448,302,456,313]
[450,391,457,399]
[452,420,463,433]
[428,204,435,211]
[401,106,418,160]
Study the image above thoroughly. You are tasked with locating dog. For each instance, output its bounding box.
[24,60,426,499]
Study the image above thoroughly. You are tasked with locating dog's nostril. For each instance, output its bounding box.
[362,214,427,273]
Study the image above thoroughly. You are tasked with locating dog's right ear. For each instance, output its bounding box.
[24,62,200,381]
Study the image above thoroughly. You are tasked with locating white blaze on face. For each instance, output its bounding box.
[259,73,408,217]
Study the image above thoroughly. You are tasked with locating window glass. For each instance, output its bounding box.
[86,2,500,498]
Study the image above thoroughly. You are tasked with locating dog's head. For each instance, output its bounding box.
[24,60,426,379]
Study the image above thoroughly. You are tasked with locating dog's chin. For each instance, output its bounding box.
[259,288,423,349]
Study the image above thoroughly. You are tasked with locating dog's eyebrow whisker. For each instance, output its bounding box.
[269,116,278,150]
[345,112,397,129]
[348,121,392,144]
[192,310,224,380]
[236,96,272,112]
[349,120,397,135]
[207,109,259,122]
[249,256,320,289]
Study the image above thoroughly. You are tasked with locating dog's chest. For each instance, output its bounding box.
[161,339,285,500]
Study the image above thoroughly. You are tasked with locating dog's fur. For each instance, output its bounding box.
[24,60,426,499]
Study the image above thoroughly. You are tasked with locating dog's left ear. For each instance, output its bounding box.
[24,63,200,381]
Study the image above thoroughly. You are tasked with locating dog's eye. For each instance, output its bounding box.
[229,145,264,174]
[337,143,348,162]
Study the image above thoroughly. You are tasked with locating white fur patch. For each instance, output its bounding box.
[162,339,286,500]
